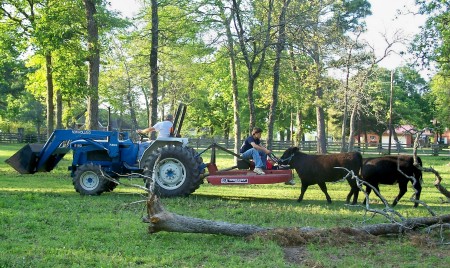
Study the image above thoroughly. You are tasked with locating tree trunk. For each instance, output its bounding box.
[140,87,150,127]
[340,90,348,152]
[222,4,241,157]
[295,107,303,147]
[340,47,354,153]
[127,91,138,131]
[45,53,54,137]
[149,0,159,139]
[247,77,256,134]
[267,0,291,150]
[232,0,273,134]
[83,0,100,130]
[120,43,138,131]
[392,126,402,151]
[288,47,304,148]
[316,105,327,154]
[56,90,62,129]
[347,103,358,151]
[312,44,326,154]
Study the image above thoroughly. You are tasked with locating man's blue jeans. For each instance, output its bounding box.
[241,148,267,169]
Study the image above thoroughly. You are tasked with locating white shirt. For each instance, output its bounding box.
[153,120,173,138]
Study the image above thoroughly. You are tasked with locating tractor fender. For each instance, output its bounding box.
[138,137,188,168]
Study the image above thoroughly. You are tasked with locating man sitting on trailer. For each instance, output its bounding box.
[239,127,270,175]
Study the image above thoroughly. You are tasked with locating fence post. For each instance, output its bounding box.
[431,144,439,156]
[17,128,24,143]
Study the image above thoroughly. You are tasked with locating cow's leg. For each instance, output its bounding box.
[347,187,359,205]
[363,183,378,205]
[318,182,332,203]
[297,184,309,202]
[346,179,359,204]
[346,188,354,204]
[412,179,422,208]
[393,182,408,206]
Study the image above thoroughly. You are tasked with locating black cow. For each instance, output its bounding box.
[280,147,362,204]
[361,155,423,207]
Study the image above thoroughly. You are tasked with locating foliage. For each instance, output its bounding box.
[0,0,445,151]
[413,0,450,73]
[429,74,450,127]
[355,66,433,137]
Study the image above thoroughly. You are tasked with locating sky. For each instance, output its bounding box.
[362,0,427,70]
[108,0,428,75]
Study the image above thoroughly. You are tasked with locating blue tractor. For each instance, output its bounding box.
[5,104,204,197]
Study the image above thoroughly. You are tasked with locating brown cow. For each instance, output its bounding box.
[360,155,423,207]
[279,147,362,204]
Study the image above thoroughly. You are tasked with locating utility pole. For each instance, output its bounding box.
[388,70,394,155]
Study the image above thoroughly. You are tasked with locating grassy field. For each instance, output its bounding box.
[0,143,449,267]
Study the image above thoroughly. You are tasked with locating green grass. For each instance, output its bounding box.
[0,143,449,267]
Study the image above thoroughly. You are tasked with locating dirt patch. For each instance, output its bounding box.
[283,247,307,265]
[249,227,378,266]
[408,233,450,258]
[283,246,326,267]
[249,227,449,266]
[248,227,378,247]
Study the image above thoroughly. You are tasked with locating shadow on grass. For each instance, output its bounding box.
[188,192,360,208]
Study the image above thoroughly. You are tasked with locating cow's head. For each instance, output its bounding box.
[279,147,299,165]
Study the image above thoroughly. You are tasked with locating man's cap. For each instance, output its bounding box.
[166,114,173,120]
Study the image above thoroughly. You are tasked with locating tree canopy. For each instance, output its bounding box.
[0,0,447,150]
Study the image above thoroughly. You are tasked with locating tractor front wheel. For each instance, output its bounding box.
[73,164,110,195]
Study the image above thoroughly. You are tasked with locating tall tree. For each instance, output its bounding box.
[413,0,450,131]
[0,18,28,120]
[232,0,273,133]
[102,35,139,131]
[287,0,371,153]
[147,0,159,138]
[83,0,100,130]
[1,0,56,136]
[215,0,242,154]
[267,0,291,149]
[429,75,450,128]
[413,0,450,76]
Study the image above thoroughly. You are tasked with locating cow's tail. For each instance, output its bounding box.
[356,152,363,178]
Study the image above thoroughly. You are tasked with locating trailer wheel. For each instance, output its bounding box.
[143,145,202,197]
[73,164,109,195]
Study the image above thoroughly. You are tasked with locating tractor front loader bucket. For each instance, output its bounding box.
[5,143,71,174]
[5,143,44,174]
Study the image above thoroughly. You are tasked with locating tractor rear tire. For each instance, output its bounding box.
[142,145,202,197]
[73,164,110,195]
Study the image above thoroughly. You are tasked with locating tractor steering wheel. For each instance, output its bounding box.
[136,130,149,141]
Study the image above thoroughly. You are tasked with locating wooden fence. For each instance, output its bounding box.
[0,132,447,156]
[0,133,47,144]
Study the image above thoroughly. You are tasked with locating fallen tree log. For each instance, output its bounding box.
[143,195,267,236]
[143,194,450,241]
[360,214,450,236]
